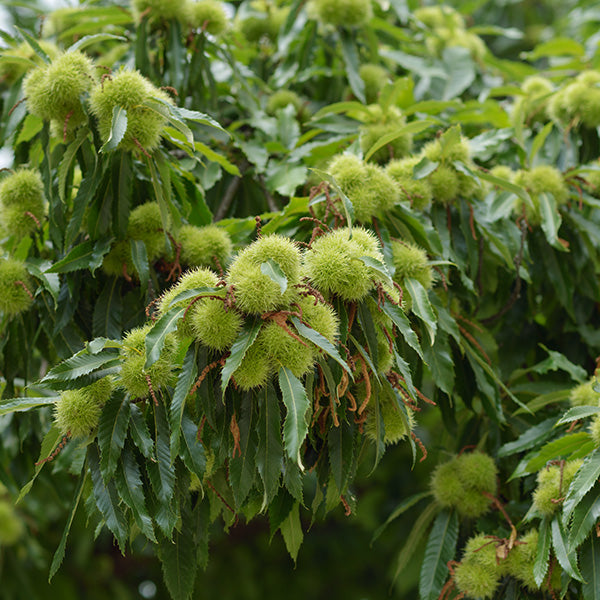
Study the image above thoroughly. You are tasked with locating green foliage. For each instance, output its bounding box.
[2,0,600,598]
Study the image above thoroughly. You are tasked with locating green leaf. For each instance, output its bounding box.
[115,444,156,542]
[221,319,262,397]
[423,331,455,397]
[404,277,437,345]
[158,512,198,600]
[170,346,198,461]
[529,122,554,164]
[153,400,175,504]
[278,367,310,470]
[582,535,600,600]
[256,383,283,508]
[280,502,303,563]
[534,517,551,587]
[98,395,131,480]
[357,255,394,288]
[371,491,431,543]
[497,417,556,457]
[441,47,475,100]
[0,396,58,416]
[290,316,352,375]
[179,414,206,481]
[381,302,424,360]
[534,344,587,382]
[130,404,154,458]
[419,510,458,600]
[563,449,600,523]
[539,192,564,250]
[568,484,600,551]
[413,156,439,179]
[41,348,119,383]
[49,470,87,581]
[130,240,149,289]
[310,167,355,229]
[260,259,287,294]
[329,420,355,495]
[144,304,186,369]
[558,406,600,426]
[58,129,88,203]
[393,501,439,583]
[339,29,365,103]
[552,516,583,581]
[229,400,256,507]
[15,27,51,63]
[89,444,128,551]
[46,238,113,274]
[92,277,122,340]
[68,33,127,52]
[526,432,592,473]
[363,121,434,162]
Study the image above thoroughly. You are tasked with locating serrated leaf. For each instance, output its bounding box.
[229,401,256,508]
[89,445,128,551]
[404,277,437,345]
[413,156,439,179]
[563,449,600,523]
[552,516,583,581]
[261,259,287,294]
[0,396,58,416]
[280,502,303,563]
[278,367,310,470]
[49,469,87,581]
[393,501,439,583]
[98,395,131,480]
[130,404,154,458]
[529,122,554,164]
[46,237,113,274]
[568,485,600,551]
[58,129,88,203]
[68,33,127,52]
[93,277,122,340]
[582,535,600,600]
[419,510,458,600]
[221,319,262,397]
[130,240,149,289]
[329,420,354,495]
[100,106,128,153]
[144,305,186,369]
[15,27,51,63]
[557,406,600,426]
[381,302,424,360]
[26,258,60,306]
[290,316,352,375]
[153,401,175,504]
[170,346,198,461]
[256,383,283,507]
[539,192,564,250]
[497,417,556,457]
[339,29,365,103]
[364,121,434,162]
[179,413,206,480]
[41,348,119,383]
[357,255,394,287]
[116,444,156,542]
[372,491,431,543]
[534,517,551,587]
[526,432,591,473]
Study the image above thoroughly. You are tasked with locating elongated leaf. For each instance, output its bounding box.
[229,401,256,507]
[529,122,554,164]
[539,192,564,250]
[130,240,149,289]
[339,29,365,103]
[419,510,458,600]
[144,304,186,369]
[372,491,431,543]
[278,367,310,470]
[221,319,262,397]
[170,346,198,461]
[15,27,51,63]
[261,259,287,294]
[526,432,592,473]
[552,516,583,581]
[310,168,355,228]
[393,501,439,583]
[17,426,62,503]
[158,514,198,600]
[582,535,600,600]
[46,238,113,274]
[98,395,131,480]
[557,406,600,426]
[534,517,551,587]
[413,156,439,179]
[357,255,394,287]
[256,383,283,507]
[497,417,556,457]
[130,403,154,458]
[290,316,352,375]
[179,414,206,480]
[381,302,424,360]
[89,445,128,550]
[153,401,175,503]
[68,33,127,52]
[563,450,600,522]
[280,502,303,563]
[58,129,88,203]
[49,470,87,581]
[0,396,58,415]
[41,349,119,383]
[329,420,355,495]
[404,277,437,344]
[568,485,600,551]
[364,121,434,162]
[93,277,122,340]
[116,445,156,542]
